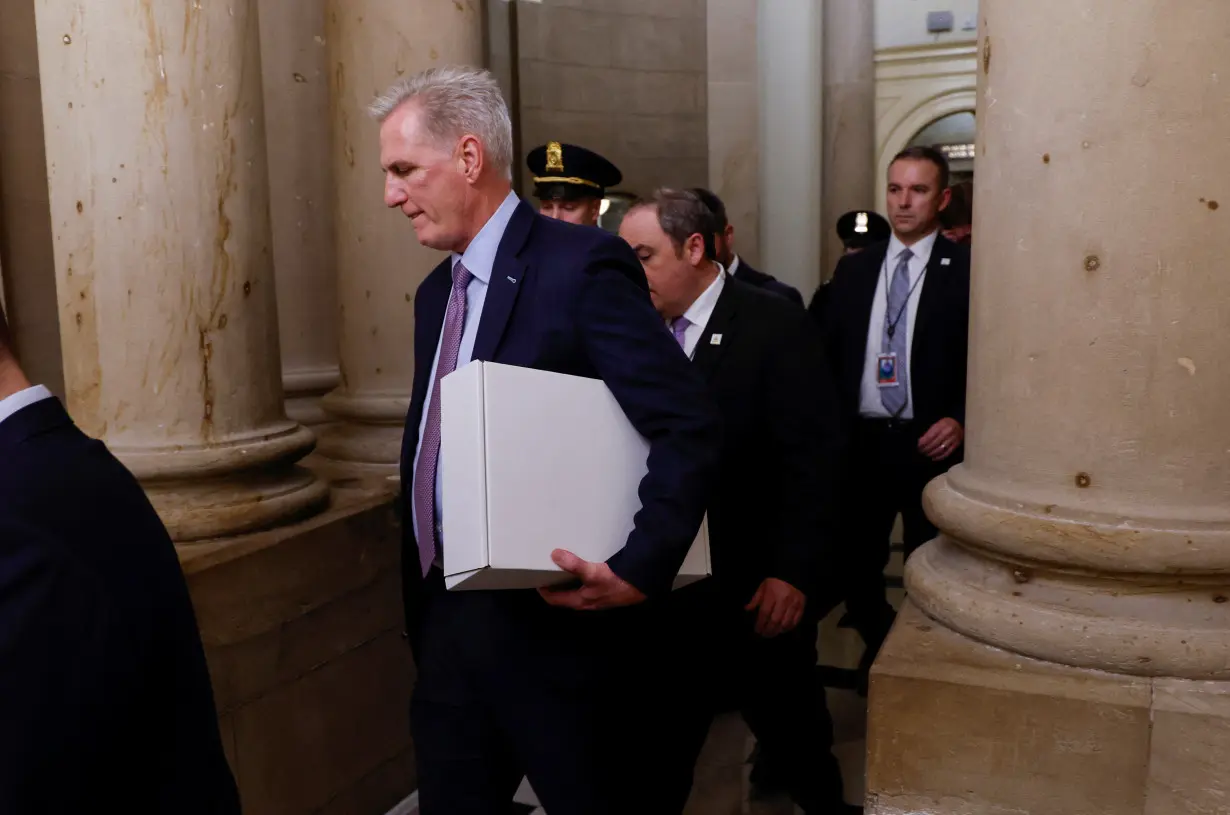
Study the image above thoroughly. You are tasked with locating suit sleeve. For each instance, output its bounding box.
[0,527,106,812]
[818,254,857,372]
[761,311,845,598]
[576,235,723,598]
[952,258,972,427]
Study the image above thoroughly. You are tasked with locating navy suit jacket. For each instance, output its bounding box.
[400,199,721,615]
[0,397,240,814]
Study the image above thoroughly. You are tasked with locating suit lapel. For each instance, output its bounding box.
[914,235,955,344]
[472,201,535,362]
[691,279,739,382]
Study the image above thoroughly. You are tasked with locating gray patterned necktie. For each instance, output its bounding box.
[880,248,913,417]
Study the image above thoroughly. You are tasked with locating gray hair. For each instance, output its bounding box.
[368,65,514,179]
[632,188,719,261]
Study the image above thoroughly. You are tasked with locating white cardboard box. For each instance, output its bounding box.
[440,360,711,591]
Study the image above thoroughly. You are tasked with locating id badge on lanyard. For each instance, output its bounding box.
[876,352,900,387]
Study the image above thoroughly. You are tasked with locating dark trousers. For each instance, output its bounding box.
[645,585,845,813]
[408,569,642,815]
[840,417,954,656]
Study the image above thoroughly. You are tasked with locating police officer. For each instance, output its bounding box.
[836,209,891,255]
[526,141,622,226]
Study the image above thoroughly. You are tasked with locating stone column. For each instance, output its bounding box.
[315,0,483,475]
[707,0,761,265]
[866,2,1230,813]
[34,0,328,542]
[757,0,824,297]
[258,0,340,427]
[820,0,875,281]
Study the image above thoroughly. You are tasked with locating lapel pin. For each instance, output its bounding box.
[506,276,517,283]
[940,257,951,266]
[710,334,722,346]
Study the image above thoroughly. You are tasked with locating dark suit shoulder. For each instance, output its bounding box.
[930,234,972,272]
[722,278,818,348]
[725,275,799,315]
[824,240,887,302]
[833,240,889,278]
[734,261,803,306]
[528,216,649,292]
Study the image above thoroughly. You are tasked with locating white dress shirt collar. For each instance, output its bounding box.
[727,255,742,276]
[677,265,727,358]
[451,190,521,284]
[886,228,939,270]
[0,384,54,427]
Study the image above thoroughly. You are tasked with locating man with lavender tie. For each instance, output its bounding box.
[814,145,971,694]
[372,67,720,814]
[619,190,853,814]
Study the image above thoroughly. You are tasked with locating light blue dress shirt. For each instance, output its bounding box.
[410,190,521,544]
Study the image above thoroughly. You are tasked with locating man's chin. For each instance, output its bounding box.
[411,225,447,251]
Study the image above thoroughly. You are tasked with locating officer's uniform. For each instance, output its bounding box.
[837,209,891,253]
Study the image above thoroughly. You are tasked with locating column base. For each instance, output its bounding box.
[313,422,404,475]
[285,395,334,428]
[180,486,414,815]
[315,388,407,475]
[146,465,331,543]
[866,601,1230,815]
[283,365,341,427]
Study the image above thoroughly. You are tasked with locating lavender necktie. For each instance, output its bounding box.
[880,248,913,417]
[413,260,473,577]
[670,316,690,351]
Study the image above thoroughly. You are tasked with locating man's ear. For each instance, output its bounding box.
[685,233,707,266]
[937,185,953,213]
[458,134,484,182]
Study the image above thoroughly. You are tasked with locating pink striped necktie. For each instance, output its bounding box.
[412,260,473,577]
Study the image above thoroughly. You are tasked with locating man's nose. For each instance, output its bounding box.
[384,179,405,209]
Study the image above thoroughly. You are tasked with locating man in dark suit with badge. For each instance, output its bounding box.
[373,67,720,814]
[691,187,804,306]
[526,141,621,227]
[0,303,240,813]
[620,189,856,814]
[813,146,971,691]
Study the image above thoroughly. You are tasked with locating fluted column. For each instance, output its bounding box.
[820,0,875,280]
[34,0,328,541]
[867,2,1230,812]
[315,0,482,474]
[258,0,340,427]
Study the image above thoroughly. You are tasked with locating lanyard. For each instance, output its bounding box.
[882,252,927,340]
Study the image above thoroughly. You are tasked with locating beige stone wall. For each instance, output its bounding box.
[515,0,708,200]
[0,0,63,395]
[875,0,979,50]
